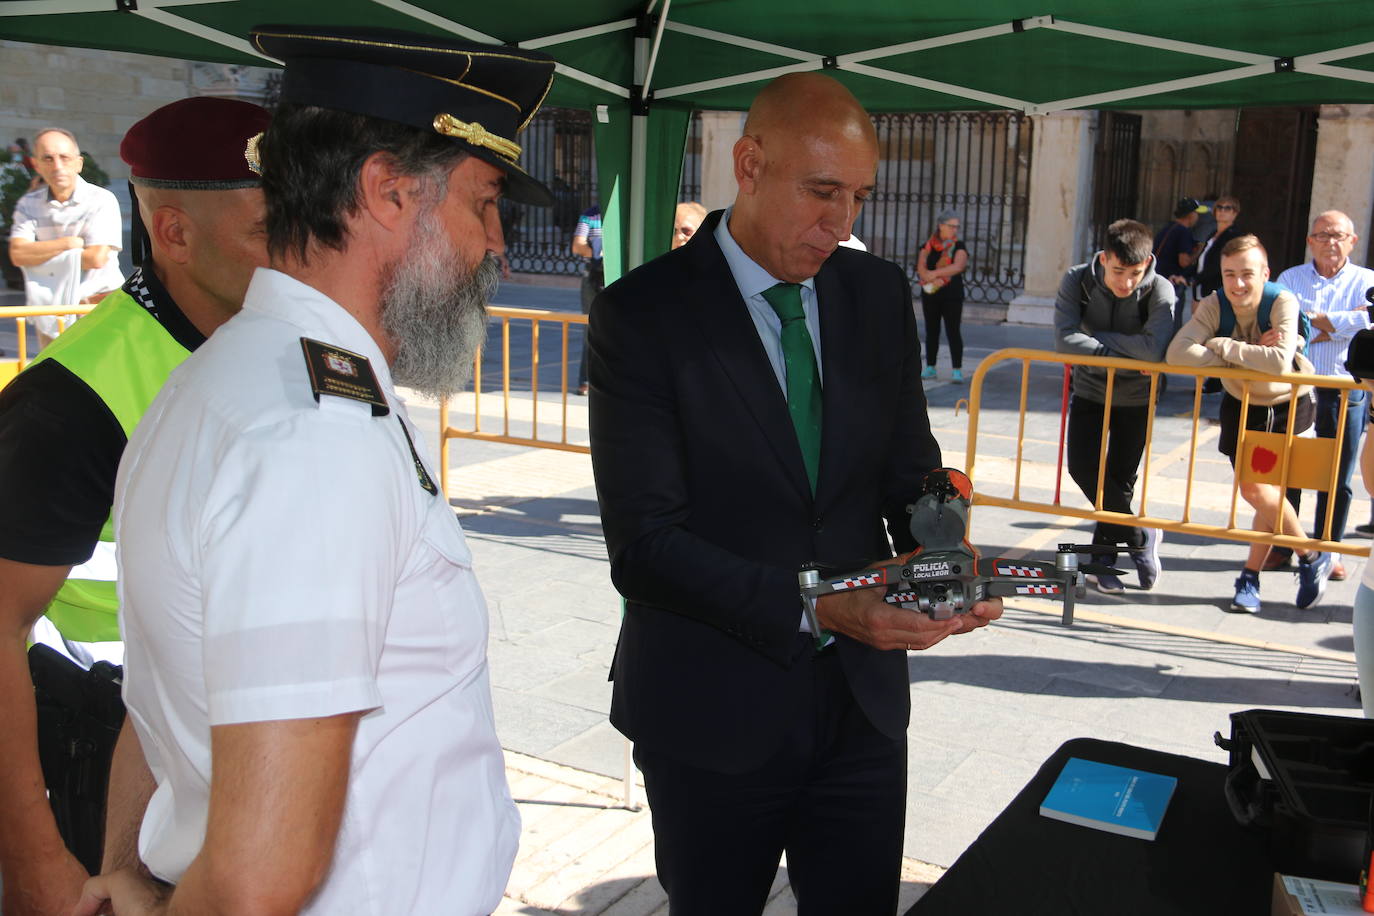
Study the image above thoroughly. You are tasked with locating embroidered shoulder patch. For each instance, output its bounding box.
[300,337,389,417]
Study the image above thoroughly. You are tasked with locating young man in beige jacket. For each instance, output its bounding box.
[1167,234,1331,613]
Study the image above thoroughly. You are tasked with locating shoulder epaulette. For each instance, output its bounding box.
[299,337,389,416]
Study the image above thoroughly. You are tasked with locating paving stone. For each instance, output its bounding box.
[492,687,607,758]
[543,721,634,784]
[533,667,615,714]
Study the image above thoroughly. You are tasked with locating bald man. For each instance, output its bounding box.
[588,73,1001,914]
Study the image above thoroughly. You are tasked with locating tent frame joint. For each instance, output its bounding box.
[822,55,838,70]
[1274,56,1296,73]
[631,84,651,116]
[116,0,136,11]
[635,10,657,39]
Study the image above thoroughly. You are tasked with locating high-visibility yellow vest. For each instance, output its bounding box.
[28,287,191,643]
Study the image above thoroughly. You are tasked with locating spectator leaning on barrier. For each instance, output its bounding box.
[8,128,124,350]
[0,97,270,916]
[1055,218,1176,594]
[1262,210,1374,580]
[1167,234,1332,614]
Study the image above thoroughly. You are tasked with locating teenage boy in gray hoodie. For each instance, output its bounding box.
[1055,218,1177,593]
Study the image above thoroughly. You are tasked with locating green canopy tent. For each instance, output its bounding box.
[5,0,1374,280]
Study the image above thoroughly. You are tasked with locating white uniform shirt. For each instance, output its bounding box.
[114,268,519,916]
[10,175,124,299]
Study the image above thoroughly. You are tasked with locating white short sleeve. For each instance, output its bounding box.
[83,189,122,250]
[197,409,406,725]
[9,198,36,241]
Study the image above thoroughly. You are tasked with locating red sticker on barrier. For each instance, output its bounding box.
[1251,446,1278,474]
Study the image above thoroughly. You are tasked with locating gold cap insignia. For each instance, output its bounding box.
[244,132,263,176]
[432,114,521,163]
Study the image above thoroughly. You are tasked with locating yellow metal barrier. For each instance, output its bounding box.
[438,306,588,497]
[0,304,96,380]
[965,348,1372,560]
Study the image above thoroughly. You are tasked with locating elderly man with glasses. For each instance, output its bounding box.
[1265,211,1374,580]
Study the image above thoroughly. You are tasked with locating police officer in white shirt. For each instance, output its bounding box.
[75,25,558,916]
[1268,210,1374,579]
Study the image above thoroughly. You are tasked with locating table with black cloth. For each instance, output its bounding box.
[908,737,1275,915]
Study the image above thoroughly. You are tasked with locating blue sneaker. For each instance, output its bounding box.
[921,366,937,379]
[952,368,964,383]
[1296,551,1333,609]
[1230,570,1261,614]
[1087,571,1125,594]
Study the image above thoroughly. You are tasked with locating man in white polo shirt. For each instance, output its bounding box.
[8,128,123,348]
[1267,210,1374,580]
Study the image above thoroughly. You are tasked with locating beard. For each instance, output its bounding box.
[379,210,500,400]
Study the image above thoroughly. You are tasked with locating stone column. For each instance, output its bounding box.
[1309,105,1374,266]
[698,110,744,211]
[1006,111,1095,326]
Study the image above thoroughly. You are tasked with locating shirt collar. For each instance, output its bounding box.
[713,207,816,300]
[46,175,90,206]
[1309,258,1354,281]
[123,265,207,353]
[241,267,396,395]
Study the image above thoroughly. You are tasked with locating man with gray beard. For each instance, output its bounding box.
[76,26,557,916]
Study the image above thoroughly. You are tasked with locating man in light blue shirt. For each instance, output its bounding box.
[1271,210,1374,578]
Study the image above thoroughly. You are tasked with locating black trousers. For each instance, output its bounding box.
[634,639,907,915]
[921,295,963,369]
[1066,397,1149,559]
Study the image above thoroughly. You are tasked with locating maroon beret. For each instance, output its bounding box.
[121,97,270,190]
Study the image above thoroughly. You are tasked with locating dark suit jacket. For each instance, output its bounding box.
[588,210,942,774]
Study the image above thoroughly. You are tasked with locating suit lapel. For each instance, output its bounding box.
[690,216,814,501]
[815,258,875,508]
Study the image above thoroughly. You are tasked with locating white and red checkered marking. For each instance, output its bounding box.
[884,591,920,604]
[995,563,1045,578]
[831,571,885,590]
[1014,584,1060,595]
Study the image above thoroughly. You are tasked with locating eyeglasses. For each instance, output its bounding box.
[941,222,960,230]
[1310,231,1352,243]
[1214,204,1237,211]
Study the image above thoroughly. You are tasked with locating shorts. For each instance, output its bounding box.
[1218,390,1315,464]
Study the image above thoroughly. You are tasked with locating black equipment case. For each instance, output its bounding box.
[1218,708,1374,883]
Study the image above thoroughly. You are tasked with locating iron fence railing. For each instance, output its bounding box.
[856,112,1032,306]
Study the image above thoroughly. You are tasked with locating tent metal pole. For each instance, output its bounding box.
[657,62,822,100]
[842,61,1027,110]
[0,0,230,14]
[1031,63,1272,114]
[130,7,272,60]
[629,18,650,272]
[370,0,498,42]
[643,0,672,93]
[1043,18,1269,64]
[520,18,637,48]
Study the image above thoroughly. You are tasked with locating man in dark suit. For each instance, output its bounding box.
[588,73,1002,914]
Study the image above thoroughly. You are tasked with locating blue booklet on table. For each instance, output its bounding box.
[1039,757,1178,841]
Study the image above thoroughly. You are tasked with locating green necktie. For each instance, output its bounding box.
[761,282,822,493]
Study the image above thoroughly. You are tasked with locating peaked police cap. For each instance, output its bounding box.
[251,24,556,206]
